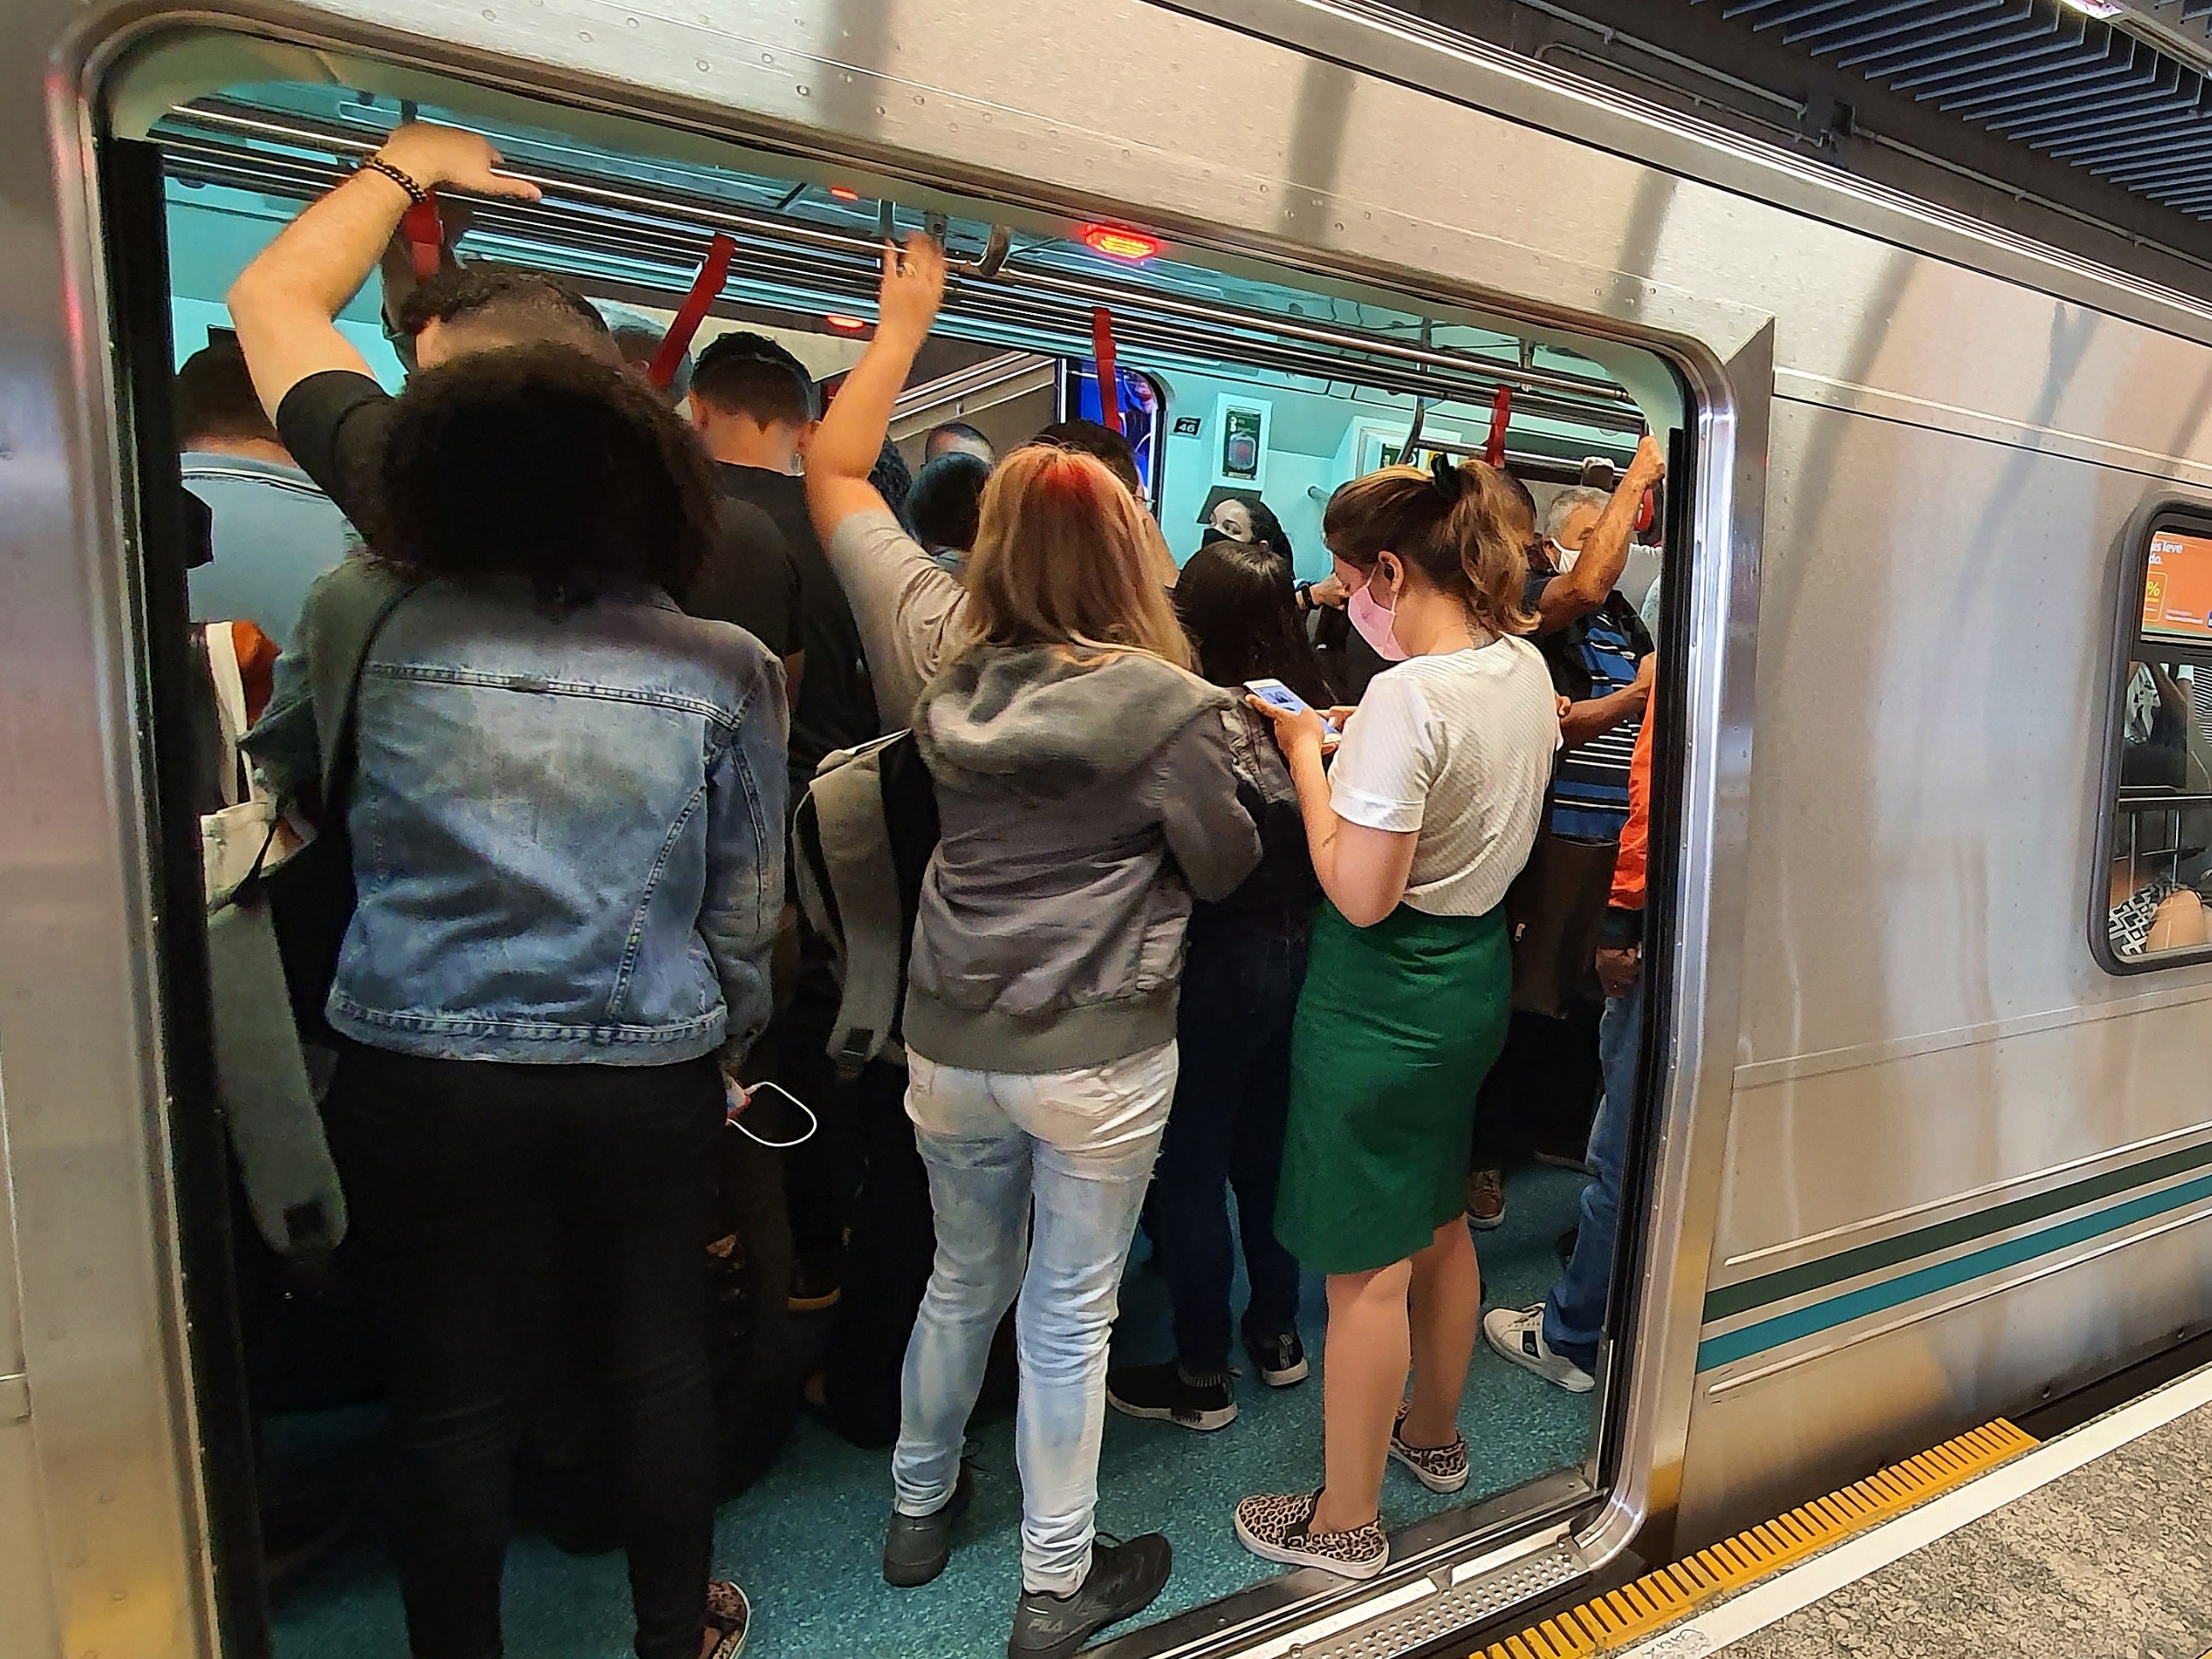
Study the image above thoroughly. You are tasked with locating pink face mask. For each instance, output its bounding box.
[1348,581,1408,661]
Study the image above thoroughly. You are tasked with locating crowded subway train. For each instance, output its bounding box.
[6,1,2212,1657]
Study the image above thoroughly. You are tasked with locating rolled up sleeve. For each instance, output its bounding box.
[825,509,970,728]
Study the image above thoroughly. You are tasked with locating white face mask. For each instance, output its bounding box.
[1548,536,1580,574]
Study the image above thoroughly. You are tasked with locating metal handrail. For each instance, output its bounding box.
[157,99,1646,428]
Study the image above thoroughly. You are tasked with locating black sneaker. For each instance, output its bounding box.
[883,1463,975,1587]
[1106,1362,1236,1431]
[786,1256,842,1312]
[1007,1533,1172,1658]
[1245,1329,1309,1389]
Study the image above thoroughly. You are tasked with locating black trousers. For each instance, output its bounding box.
[324,1041,724,1659]
[1472,1002,1605,1170]
[815,1058,935,1446]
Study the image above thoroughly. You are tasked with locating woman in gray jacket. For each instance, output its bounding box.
[869,443,1261,1658]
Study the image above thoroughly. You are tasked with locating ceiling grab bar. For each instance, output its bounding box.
[161,104,1637,407]
[649,230,738,390]
[1399,318,1432,460]
[1092,306,1124,435]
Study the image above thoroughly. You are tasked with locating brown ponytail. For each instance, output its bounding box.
[1321,456,1536,637]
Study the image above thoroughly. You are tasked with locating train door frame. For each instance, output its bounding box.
[11,2,1778,1654]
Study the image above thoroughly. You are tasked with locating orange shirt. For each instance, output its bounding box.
[1610,703,1652,914]
[222,619,282,724]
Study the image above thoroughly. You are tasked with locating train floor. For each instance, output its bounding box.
[1590,1359,2212,1659]
[265,1165,1594,1659]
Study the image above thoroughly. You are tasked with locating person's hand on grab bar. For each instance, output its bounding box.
[375,121,543,205]
[877,229,947,344]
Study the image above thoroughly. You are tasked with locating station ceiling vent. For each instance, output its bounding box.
[1691,0,2212,224]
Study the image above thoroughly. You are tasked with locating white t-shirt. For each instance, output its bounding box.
[1326,638,1560,917]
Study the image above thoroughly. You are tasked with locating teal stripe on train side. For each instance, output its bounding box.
[1696,1169,2212,1372]
[1702,1138,2212,1325]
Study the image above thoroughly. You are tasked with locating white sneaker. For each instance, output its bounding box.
[1482,1306,1595,1394]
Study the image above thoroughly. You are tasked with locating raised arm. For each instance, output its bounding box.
[806,233,946,545]
[1530,434,1666,636]
[228,122,540,418]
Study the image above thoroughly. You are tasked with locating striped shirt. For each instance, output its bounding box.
[1547,598,1649,840]
[1327,637,1560,917]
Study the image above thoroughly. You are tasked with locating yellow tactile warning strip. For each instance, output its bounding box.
[1471,1419,2040,1658]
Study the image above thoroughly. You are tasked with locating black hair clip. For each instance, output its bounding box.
[1428,453,1464,501]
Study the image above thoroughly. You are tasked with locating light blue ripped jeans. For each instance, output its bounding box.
[891,1040,1177,1595]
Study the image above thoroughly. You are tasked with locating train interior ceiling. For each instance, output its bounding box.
[119,33,1681,1659]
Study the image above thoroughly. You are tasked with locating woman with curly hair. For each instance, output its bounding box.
[244,338,782,1659]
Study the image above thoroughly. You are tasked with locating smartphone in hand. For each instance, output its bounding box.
[1246,678,1342,738]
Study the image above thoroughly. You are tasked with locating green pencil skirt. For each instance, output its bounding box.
[1274,900,1512,1276]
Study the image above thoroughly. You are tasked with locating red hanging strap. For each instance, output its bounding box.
[401,193,446,282]
[1091,306,1124,435]
[1483,384,1512,470]
[1636,485,1657,534]
[650,233,738,391]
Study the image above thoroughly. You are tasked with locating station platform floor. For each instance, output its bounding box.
[1485,1355,2212,1659]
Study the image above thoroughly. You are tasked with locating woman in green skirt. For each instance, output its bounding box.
[1233,456,1562,1579]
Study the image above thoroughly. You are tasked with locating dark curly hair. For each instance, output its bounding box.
[374,342,718,609]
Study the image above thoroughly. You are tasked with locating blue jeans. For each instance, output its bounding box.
[1147,914,1308,1374]
[893,1041,1177,1594]
[1542,978,1641,1373]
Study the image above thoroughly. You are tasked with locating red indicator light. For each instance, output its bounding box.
[825,313,869,332]
[828,186,861,202]
[1080,224,1161,262]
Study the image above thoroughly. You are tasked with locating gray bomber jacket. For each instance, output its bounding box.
[904,642,1265,1074]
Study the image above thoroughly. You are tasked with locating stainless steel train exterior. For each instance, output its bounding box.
[6,0,2212,1653]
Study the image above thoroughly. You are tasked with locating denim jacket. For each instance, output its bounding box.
[245,560,788,1067]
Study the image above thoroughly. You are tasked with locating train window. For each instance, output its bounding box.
[2100,513,2212,970]
[114,41,1688,1659]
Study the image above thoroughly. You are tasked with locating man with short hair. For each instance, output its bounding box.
[689,329,881,1314]
[924,419,994,465]
[909,451,991,572]
[230,138,801,673]
[175,336,355,649]
[394,262,620,369]
[1543,485,1609,569]
[688,331,878,791]
[228,131,617,519]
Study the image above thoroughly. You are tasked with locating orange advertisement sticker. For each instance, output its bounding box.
[2144,531,2212,643]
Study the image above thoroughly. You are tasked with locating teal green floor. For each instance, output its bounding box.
[270,1165,1593,1658]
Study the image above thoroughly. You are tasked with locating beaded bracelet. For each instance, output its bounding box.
[358,154,428,205]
